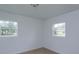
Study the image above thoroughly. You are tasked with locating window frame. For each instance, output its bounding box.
[0,20,18,37]
[52,22,66,37]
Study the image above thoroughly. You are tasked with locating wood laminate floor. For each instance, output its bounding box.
[20,48,58,54]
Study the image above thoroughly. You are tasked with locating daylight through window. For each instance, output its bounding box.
[0,21,17,37]
[53,23,65,37]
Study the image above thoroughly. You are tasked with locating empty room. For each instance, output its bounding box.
[0,4,79,54]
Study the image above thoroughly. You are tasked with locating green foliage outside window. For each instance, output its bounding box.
[0,21,17,36]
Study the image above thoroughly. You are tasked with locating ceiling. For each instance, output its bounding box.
[0,4,79,20]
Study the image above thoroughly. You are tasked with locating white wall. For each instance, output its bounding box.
[44,10,79,54]
[0,11,43,54]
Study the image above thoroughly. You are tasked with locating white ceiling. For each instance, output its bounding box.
[0,4,79,20]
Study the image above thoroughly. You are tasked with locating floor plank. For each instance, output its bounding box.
[20,48,58,54]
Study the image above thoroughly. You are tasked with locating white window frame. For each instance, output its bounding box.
[0,20,18,37]
[52,22,66,37]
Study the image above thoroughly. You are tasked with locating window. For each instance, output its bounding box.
[0,21,17,37]
[52,23,65,37]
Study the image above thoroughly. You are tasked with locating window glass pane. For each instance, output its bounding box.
[0,21,17,37]
[53,23,65,37]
